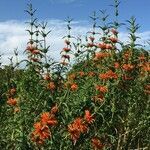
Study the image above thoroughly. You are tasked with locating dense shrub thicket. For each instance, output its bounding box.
[0,1,149,150]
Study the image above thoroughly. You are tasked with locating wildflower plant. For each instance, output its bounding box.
[0,0,149,150]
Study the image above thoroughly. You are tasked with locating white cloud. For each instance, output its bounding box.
[0,19,149,66]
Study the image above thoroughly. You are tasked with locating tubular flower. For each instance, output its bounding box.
[109,37,118,43]
[31,49,41,55]
[111,28,118,35]
[96,85,108,93]
[68,117,88,144]
[30,57,39,62]
[41,112,57,126]
[78,71,85,77]
[97,43,107,50]
[68,124,80,145]
[26,44,36,52]
[84,110,95,124]
[142,62,150,72]
[87,43,96,47]
[70,83,78,91]
[89,36,95,42]
[47,82,55,91]
[122,64,134,71]
[99,70,118,80]
[94,52,109,60]
[99,73,109,80]
[88,72,96,77]
[62,54,70,60]
[107,70,118,79]
[106,44,113,50]
[31,122,51,144]
[43,73,51,81]
[7,98,17,106]
[91,137,104,150]
[62,47,71,52]
[114,62,120,69]
[123,51,131,60]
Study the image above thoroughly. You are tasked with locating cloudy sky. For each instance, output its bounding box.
[0,0,150,65]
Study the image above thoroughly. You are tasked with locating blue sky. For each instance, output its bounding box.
[0,0,150,65]
[0,0,150,31]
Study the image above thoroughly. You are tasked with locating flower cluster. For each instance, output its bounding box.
[26,44,41,63]
[99,70,118,80]
[91,137,104,150]
[68,110,95,144]
[31,104,58,145]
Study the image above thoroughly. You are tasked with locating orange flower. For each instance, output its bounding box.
[71,83,78,91]
[98,43,107,50]
[123,51,131,60]
[40,112,50,125]
[73,117,88,133]
[106,44,113,50]
[114,62,120,69]
[91,137,104,150]
[44,73,51,81]
[62,54,70,60]
[84,110,95,124]
[41,112,57,126]
[47,82,55,90]
[111,28,118,35]
[30,57,39,62]
[89,36,95,42]
[31,50,40,55]
[26,44,36,52]
[31,122,51,144]
[87,43,95,47]
[107,70,118,79]
[68,117,88,144]
[7,98,17,106]
[99,70,118,80]
[99,73,109,80]
[94,52,109,60]
[96,85,108,93]
[88,72,96,77]
[68,124,80,144]
[78,71,85,77]
[109,37,118,43]
[122,64,134,71]
[62,47,71,52]
[142,62,150,72]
